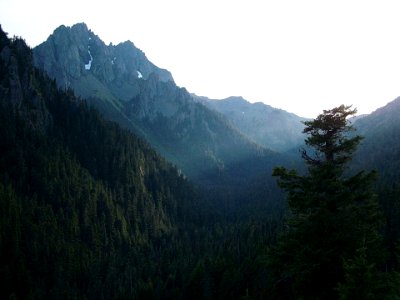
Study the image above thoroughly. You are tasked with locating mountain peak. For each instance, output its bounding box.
[71,22,89,31]
[119,40,136,48]
[225,96,247,103]
[33,23,174,99]
[51,23,91,40]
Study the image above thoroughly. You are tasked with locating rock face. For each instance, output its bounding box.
[202,96,306,152]
[34,23,173,102]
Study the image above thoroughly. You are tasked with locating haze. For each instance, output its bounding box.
[1,0,399,118]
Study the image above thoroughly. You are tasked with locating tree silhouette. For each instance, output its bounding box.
[269,105,394,299]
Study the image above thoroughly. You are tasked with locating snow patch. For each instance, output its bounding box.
[137,71,143,79]
[85,48,93,70]
[111,57,116,65]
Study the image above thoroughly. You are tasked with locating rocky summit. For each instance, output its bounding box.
[34,23,173,102]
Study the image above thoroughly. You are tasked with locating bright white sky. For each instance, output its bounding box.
[1,0,400,117]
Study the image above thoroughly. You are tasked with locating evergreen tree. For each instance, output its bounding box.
[269,105,394,299]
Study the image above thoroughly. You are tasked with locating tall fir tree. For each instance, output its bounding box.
[268,105,397,299]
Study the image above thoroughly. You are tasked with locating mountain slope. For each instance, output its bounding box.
[201,96,306,152]
[33,23,287,186]
[0,25,200,299]
[352,97,400,183]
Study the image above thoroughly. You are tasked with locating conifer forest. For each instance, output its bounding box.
[1,24,400,299]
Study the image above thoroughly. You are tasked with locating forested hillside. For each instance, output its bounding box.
[0,25,199,299]
[3,22,400,299]
[353,97,400,183]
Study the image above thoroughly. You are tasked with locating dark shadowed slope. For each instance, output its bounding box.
[353,97,400,183]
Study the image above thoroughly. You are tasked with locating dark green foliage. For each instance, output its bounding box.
[269,105,396,299]
[337,246,397,300]
[0,27,199,299]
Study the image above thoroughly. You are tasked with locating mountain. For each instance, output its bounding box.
[4,23,400,299]
[33,23,173,98]
[33,23,288,189]
[4,24,291,300]
[0,25,291,299]
[352,97,400,183]
[0,25,202,299]
[201,96,306,152]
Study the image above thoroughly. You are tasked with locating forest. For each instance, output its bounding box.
[1,25,400,299]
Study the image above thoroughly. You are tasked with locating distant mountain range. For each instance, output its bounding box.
[32,22,400,199]
[199,95,306,152]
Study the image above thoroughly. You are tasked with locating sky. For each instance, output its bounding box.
[1,0,400,117]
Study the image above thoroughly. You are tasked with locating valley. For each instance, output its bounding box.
[1,22,400,299]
